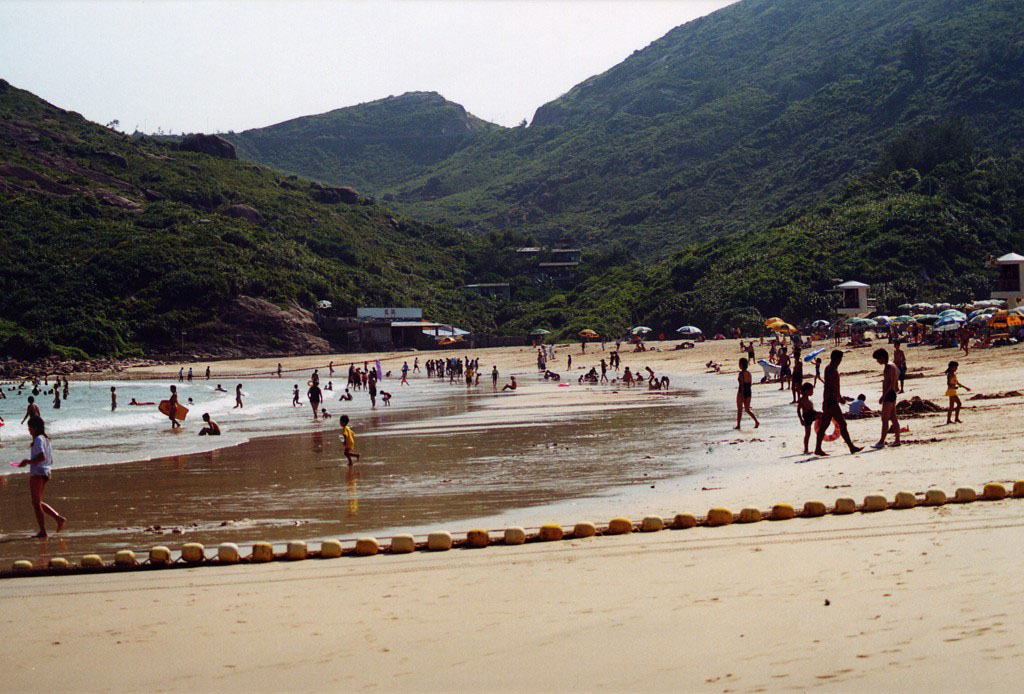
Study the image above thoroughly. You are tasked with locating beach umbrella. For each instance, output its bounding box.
[989,311,1024,329]
[578,329,600,338]
[935,303,952,312]
[932,316,965,332]
[849,318,878,330]
[915,314,941,325]
[939,309,967,320]
[676,325,702,337]
[873,315,892,325]
[892,315,916,323]
[969,313,991,326]
[630,326,652,335]
[529,328,551,336]
[897,303,913,310]
[764,317,785,329]
[1010,307,1024,317]
[804,347,826,363]
[811,319,831,329]
[774,323,798,334]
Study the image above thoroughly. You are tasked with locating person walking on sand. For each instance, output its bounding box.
[234,383,243,409]
[735,358,759,430]
[871,348,901,449]
[814,350,863,456]
[307,381,323,420]
[168,385,182,429]
[339,415,360,465]
[18,416,67,538]
[944,361,970,424]
[205,365,211,380]
[178,367,184,383]
[277,363,282,378]
[21,396,40,425]
[491,365,499,389]
[187,367,193,382]
[892,341,909,395]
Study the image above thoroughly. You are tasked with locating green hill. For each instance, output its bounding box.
[504,142,1024,340]
[0,80,493,359]
[225,92,501,195]
[229,0,1024,250]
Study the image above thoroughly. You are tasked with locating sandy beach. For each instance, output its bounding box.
[1,336,1022,690]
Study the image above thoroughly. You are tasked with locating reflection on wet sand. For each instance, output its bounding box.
[0,380,709,564]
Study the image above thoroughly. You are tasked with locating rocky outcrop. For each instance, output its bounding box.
[223,203,266,225]
[179,133,237,159]
[93,189,143,212]
[310,182,359,204]
[219,296,329,354]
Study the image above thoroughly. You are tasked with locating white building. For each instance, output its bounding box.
[833,280,873,317]
[991,252,1024,309]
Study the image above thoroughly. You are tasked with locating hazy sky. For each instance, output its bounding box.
[1,0,734,133]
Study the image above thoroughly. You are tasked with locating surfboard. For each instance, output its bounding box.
[158,400,189,421]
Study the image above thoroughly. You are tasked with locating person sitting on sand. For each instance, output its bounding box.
[339,415,360,465]
[944,361,970,424]
[735,358,760,430]
[380,391,392,406]
[706,360,722,373]
[340,388,353,401]
[847,394,871,415]
[198,413,221,436]
[797,382,818,454]
[501,375,518,392]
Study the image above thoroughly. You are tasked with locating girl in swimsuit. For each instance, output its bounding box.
[944,361,970,424]
[735,358,760,430]
[796,382,817,454]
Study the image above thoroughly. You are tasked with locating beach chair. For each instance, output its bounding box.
[757,359,781,382]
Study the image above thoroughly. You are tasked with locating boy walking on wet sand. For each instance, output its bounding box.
[340,415,360,465]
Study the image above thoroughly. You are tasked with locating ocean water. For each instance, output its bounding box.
[0,370,452,472]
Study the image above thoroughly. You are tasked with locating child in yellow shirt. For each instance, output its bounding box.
[340,415,360,465]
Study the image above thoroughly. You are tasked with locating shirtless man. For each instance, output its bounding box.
[167,385,181,429]
[872,348,901,449]
[198,413,221,436]
[813,350,862,456]
[21,395,41,424]
[893,340,907,393]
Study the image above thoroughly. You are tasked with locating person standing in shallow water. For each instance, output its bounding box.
[234,383,244,409]
[168,385,181,429]
[18,416,67,538]
[735,358,759,430]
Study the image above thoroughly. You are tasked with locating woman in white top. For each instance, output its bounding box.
[17,415,66,538]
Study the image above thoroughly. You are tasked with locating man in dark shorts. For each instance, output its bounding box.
[168,385,181,429]
[790,346,803,403]
[778,346,791,391]
[872,348,901,449]
[814,350,862,456]
[893,340,907,393]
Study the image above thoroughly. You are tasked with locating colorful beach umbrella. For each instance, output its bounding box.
[578,329,600,338]
[893,315,916,323]
[529,328,551,336]
[811,319,831,329]
[915,314,941,324]
[764,317,785,329]
[675,325,703,337]
[630,326,652,334]
[774,323,798,334]
[932,316,965,332]
[897,303,913,311]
